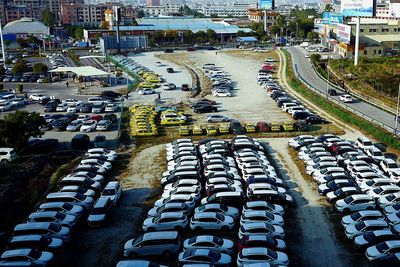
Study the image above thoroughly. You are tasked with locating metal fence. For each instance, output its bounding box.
[290,59,398,135]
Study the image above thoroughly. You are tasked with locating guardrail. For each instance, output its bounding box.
[312,63,396,115]
[291,60,399,135]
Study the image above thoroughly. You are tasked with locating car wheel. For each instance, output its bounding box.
[0,159,8,164]
[194,226,202,232]
[147,227,155,231]
[174,225,182,231]
[130,252,137,258]
[221,225,229,232]
[366,206,373,210]
[163,251,171,257]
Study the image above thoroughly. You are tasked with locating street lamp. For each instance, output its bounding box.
[326,54,331,98]
[394,83,400,135]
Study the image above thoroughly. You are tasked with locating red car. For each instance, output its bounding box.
[257,121,271,132]
[91,115,103,122]
[261,65,275,71]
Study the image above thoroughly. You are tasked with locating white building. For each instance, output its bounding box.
[200,3,250,17]
[143,3,182,16]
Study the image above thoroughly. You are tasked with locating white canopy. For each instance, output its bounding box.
[49,66,109,77]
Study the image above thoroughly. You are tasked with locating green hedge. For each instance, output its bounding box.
[281,49,400,151]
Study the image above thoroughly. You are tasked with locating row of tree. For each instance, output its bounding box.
[148,29,220,46]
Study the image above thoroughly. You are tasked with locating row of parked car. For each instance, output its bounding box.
[130,105,158,137]
[116,136,292,266]
[41,113,117,132]
[202,63,233,97]
[258,66,329,124]
[0,93,28,112]
[0,148,121,266]
[290,134,400,265]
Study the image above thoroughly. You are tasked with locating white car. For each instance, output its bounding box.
[86,148,117,160]
[56,103,68,112]
[11,98,26,107]
[142,211,188,231]
[345,220,389,239]
[65,99,82,106]
[80,120,97,132]
[288,135,315,149]
[0,249,54,266]
[377,192,400,208]
[66,120,83,131]
[239,222,285,240]
[154,194,196,209]
[96,120,112,131]
[29,94,48,101]
[246,183,286,194]
[212,90,232,97]
[335,194,376,213]
[77,115,91,122]
[194,204,239,220]
[190,212,234,231]
[366,147,385,162]
[164,179,201,191]
[183,235,235,255]
[138,88,155,95]
[339,94,353,103]
[368,185,400,199]
[240,210,284,226]
[80,158,112,171]
[206,114,230,123]
[242,201,284,216]
[365,240,400,261]
[341,210,384,228]
[105,103,119,112]
[162,186,201,201]
[155,61,162,67]
[67,103,81,113]
[0,101,12,112]
[380,158,400,176]
[237,247,289,267]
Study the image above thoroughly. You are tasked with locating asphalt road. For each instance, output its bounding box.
[287,46,398,132]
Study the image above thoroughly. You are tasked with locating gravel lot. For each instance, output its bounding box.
[127,52,192,105]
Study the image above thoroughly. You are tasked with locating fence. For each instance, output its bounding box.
[287,53,399,135]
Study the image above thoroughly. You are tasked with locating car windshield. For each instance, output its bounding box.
[374,152,383,156]
[388,163,398,168]
[27,249,41,259]
[132,235,143,246]
[55,213,66,220]
[48,223,61,232]
[363,231,378,242]
[387,195,396,201]
[212,236,223,246]
[267,249,277,258]
[376,242,390,252]
[343,196,354,204]
[355,222,366,231]
[373,188,384,194]
[350,213,362,221]
[215,213,224,221]
[62,203,73,210]
[102,189,115,196]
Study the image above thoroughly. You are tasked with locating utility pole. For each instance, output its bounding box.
[395,83,400,134]
[354,17,360,66]
[0,17,5,67]
[113,6,121,54]
[326,55,330,98]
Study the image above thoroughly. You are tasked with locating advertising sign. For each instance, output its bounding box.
[322,12,344,25]
[336,23,352,43]
[341,0,375,17]
[259,0,274,10]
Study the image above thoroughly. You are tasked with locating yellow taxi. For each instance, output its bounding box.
[192,125,203,135]
[146,76,162,83]
[179,126,190,135]
[281,121,294,131]
[161,117,185,126]
[138,82,157,89]
[206,125,218,136]
[245,123,256,133]
[219,124,230,134]
[270,121,281,132]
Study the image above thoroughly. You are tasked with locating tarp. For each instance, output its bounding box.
[236,37,258,42]
[49,66,109,77]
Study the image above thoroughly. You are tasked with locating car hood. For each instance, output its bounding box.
[88,214,106,222]
[49,237,64,248]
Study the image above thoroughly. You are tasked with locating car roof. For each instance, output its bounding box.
[104,181,119,189]
[194,212,218,219]
[10,235,43,242]
[2,249,34,258]
[93,197,111,208]
[142,231,178,240]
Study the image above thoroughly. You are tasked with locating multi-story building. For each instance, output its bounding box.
[200,3,250,17]
[143,3,182,16]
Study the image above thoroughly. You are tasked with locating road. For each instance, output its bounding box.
[287,46,397,132]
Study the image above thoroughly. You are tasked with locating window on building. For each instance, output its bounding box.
[369,29,377,32]
[395,28,398,32]
[382,28,389,32]
[364,50,367,55]
[360,29,364,32]
[378,50,382,54]
[373,50,376,54]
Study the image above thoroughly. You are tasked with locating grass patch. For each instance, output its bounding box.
[48,157,82,192]
[281,49,400,153]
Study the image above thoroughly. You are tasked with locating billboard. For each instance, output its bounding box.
[341,0,375,17]
[322,12,344,25]
[259,0,274,10]
[336,23,352,43]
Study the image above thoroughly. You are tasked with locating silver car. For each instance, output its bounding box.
[45,192,94,210]
[123,231,181,257]
[66,120,82,132]
[28,211,78,228]
[142,211,188,231]
[101,181,122,205]
[183,235,235,254]
[13,222,71,242]
[190,212,234,231]
[0,249,54,267]
[37,202,84,218]
[87,197,113,227]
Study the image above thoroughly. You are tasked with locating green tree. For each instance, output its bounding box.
[206,29,217,42]
[0,111,45,150]
[41,8,55,27]
[99,21,109,30]
[324,4,334,12]
[131,19,138,26]
[183,31,193,43]
[17,38,28,48]
[74,27,84,40]
[179,5,193,16]
[307,31,319,40]
[194,31,206,43]
[12,60,28,74]
[32,63,48,74]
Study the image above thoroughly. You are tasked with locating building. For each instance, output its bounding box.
[146,0,160,6]
[100,35,148,54]
[376,1,390,17]
[200,3,250,17]
[248,8,263,22]
[84,17,253,44]
[4,5,33,22]
[2,17,50,37]
[142,3,182,16]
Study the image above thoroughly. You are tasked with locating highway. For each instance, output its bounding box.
[287,46,398,133]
